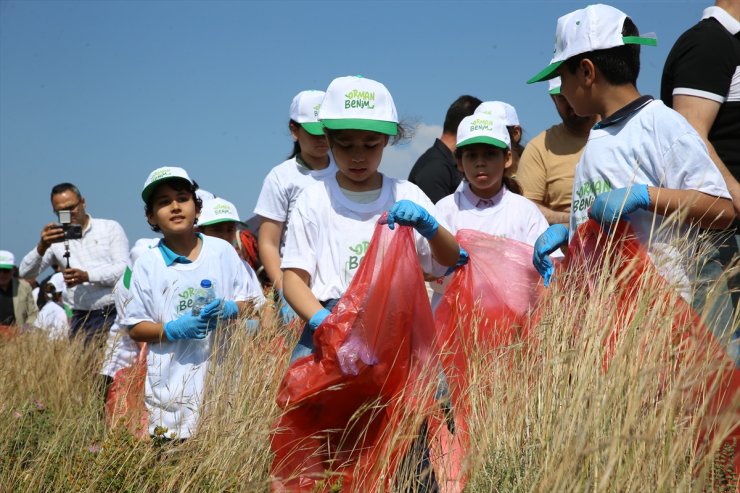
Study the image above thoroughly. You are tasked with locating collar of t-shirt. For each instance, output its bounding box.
[461,181,506,209]
[157,234,203,266]
[703,6,740,35]
[339,186,383,204]
[593,95,654,130]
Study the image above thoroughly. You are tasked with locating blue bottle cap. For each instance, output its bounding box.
[200,279,212,288]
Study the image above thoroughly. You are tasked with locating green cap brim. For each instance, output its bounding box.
[198,218,246,228]
[0,264,13,270]
[549,87,561,95]
[321,118,398,136]
[301,122,325,136]
[457,136,508,149]
[623,35,657,46]
[141,177,192,202]
[527,60,563,84]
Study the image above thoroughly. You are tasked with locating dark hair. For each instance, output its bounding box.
[324,121,414,147]
[50,183,82,202]
[454,145,523,195]
[562,17,641,85]
[288,120,301,159]
[144,178,203,233]
[507,126,525,159]
[442,95,482,135]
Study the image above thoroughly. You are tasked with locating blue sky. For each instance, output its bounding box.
[0,0,708,268]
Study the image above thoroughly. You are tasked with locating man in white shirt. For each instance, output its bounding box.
[20,182,129,345]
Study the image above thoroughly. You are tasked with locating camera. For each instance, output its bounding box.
[57,210,83,241]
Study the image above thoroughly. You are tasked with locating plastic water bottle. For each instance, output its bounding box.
[191,279,215,316]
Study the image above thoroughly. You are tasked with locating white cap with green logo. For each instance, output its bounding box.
[141,166,194,202]
[198,198,245,227]
[318,75,398,136]
[527,4,656,84]
[456,115,511,150]
[474,101,520,127]
[289,90,326,136]
[0,250,15,270]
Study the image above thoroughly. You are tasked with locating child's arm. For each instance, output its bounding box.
[129,321,165,342]
[647,187,735,230]
[426,224,463,267]
[282,268,324,321]
[130,313,210,342]
[258,218,285,290]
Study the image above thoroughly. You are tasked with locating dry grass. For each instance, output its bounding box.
[0,238,737,492]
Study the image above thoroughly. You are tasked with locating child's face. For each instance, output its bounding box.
[200,222,237,244]
[558,63,596,118]
[457,144,512,198]
[330,130,389,191]
[146,183,198,236]
[291,125,329,162]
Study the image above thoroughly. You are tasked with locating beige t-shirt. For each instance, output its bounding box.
[517,123,589,213]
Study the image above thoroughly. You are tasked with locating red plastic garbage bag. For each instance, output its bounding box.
[270,218,439,492]
[105,344,148,439]
[567,219,740,486]
[431,230,545,492]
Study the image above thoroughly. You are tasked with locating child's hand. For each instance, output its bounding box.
[337,333,378,376]
[200,299,239,323]
[444,246,469,276]
[163,314,209,340]
[533,224,568,287]
[589,184,649,225]
[308,308,331,332]
[385,200,439,239]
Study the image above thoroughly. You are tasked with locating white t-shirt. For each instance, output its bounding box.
[281,174,448,302]
[33,301,69,340]
[101,266,141,378]
[570,99,730,298]
[241,259,266,308]
[123,235,251,438]
[253,155,337,253]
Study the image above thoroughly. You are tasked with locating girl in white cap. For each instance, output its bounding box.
[474,100,525,175]
[431,114,553,308]
[33,272,70,340]
[254,90,336,325]
[280,75,464,369]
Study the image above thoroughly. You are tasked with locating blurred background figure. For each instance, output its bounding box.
[33,272,70,340]
[0,250,38,337]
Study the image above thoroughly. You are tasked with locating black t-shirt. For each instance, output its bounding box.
[407,138,460,204]
[661,16,740,179]
[0,283,15,326]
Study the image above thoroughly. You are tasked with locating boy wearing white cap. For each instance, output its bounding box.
[34,272,70,340]
[254,90,336,325]
[0,250,38,330]
[123,167,253,439]
[528,4,735,295]
[281,75,464,370]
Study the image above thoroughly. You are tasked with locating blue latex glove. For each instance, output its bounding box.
[385,200,439,239]
[589,184,650,225]
[308,308,331,332]
[533,224,569,287]
[444,246,469,276]
[278,289,298,325]
[164,314,209,340]
[200,299,239,321]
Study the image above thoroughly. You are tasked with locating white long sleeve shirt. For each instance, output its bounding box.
[20,216,130,310]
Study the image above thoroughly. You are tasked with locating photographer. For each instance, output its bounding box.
[20,183,129,344]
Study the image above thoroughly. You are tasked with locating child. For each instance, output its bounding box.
[254,90,336,323]
[280,75,464,366]
[474,101,525,175]
[527,4,735,295]
[33,272,69,340]
[432,113,552,308]
[198,197,271,328]
[124,167,253,439]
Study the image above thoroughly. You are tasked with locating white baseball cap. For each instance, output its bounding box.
[141,166,194,202]
[475,101,520,126]
[527,4,656,84]
[0,250,15,270]
[198,198,245,227]
[130,238,159,264]
[318,75,398,136]
[456,114,511,150]
[48,272,66,294]
[196,188,215,202]
[289,90,325,136]
[548,77,562,95]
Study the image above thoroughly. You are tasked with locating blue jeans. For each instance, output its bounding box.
[289,298,339,364]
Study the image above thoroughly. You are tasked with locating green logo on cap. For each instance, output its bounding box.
[470,118,493,132]
[313,104,321,118]
[150,168,173,181]
[214,204,231,215]
[344,89,375,110]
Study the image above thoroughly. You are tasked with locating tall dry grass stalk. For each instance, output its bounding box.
[0,225,737,492]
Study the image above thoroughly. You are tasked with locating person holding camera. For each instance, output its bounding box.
[19,183,130,345]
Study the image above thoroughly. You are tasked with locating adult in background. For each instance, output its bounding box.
[20,183,129,345]
[661,0,740,355]
[0,250,38,336]
[408,95,482,204]
[517,78,599,225]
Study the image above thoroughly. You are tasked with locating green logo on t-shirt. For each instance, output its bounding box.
[177,287,197,313]
[344,89,375,110]
[573,179,612,214]
[345,240,370,275]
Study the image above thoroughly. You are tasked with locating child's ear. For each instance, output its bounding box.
[503,149,514,170]
[581,58,596,86]
[455,156,464,173]
[383,135,390,147]
[289,123,300,141]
